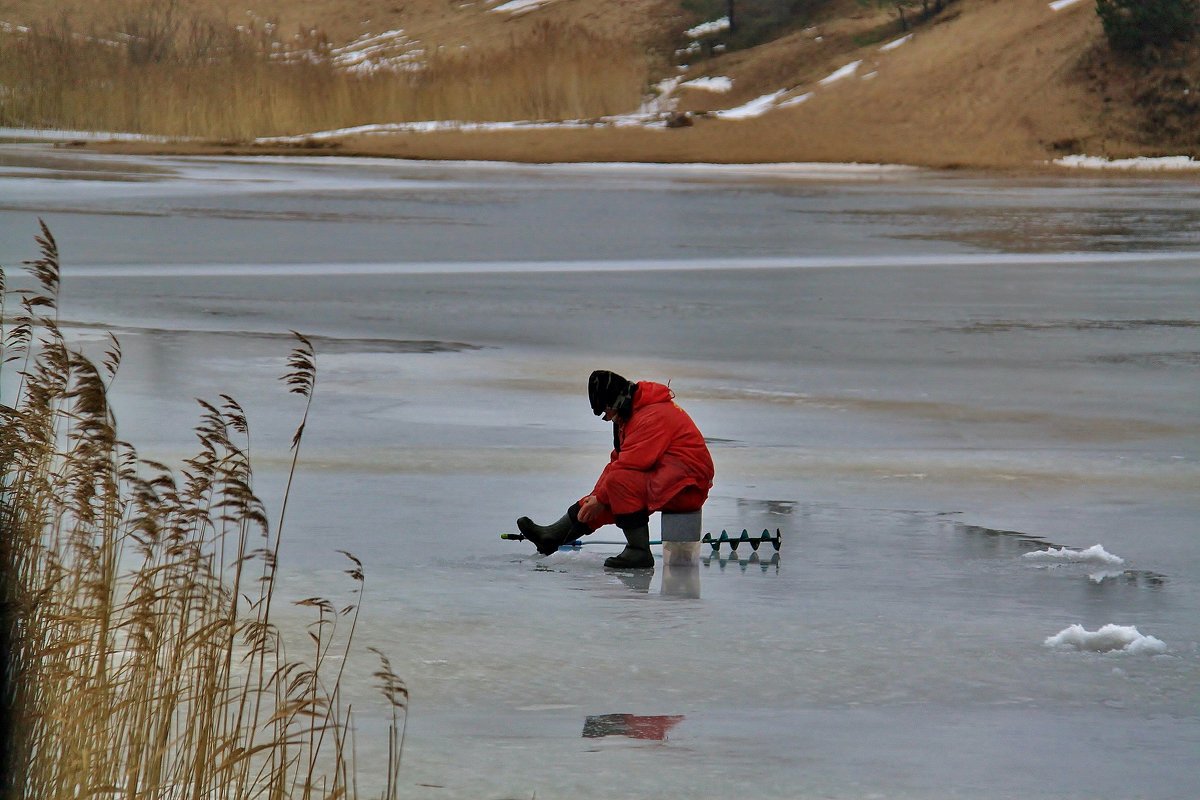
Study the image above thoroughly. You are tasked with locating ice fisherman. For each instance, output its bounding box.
[517,370,715,569]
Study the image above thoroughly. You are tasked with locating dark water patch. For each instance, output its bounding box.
[1089,351,1200,367]
[0,170,165,183]
[956,523,1168,586]
[0,203,169,217]
[164,206,481,226]
[1084,569,1167,588]
[61,320,483,354]
[938,319,1200,334]
[734,498,796,517]
[841,206,1200,252]
[0,150,174,178]
[957,523,1050,550]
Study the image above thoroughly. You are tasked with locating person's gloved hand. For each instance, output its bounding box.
[577,495,604,524]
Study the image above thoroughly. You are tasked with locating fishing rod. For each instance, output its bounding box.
[501,528,782,552]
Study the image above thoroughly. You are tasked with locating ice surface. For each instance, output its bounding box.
[4,146,1199,799]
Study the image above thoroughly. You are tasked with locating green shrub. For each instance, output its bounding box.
[1096,0,1199,54]
[681,0,833,51]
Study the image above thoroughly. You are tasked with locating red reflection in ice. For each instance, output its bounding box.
[582,714,685,740]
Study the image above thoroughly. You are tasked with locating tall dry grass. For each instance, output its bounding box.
[0,221,407,799]
[0,0,649,139]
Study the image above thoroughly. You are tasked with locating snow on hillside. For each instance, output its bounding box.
[327,29,424,73]
[686,17,731,38]
[489,0,562,15]
[681,76,734,93]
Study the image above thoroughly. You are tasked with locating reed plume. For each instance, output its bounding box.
[0,222,407,799]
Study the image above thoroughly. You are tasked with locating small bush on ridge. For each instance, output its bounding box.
[1096,0,1199,55]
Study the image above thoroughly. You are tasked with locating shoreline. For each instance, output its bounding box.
[6,124,1200,178]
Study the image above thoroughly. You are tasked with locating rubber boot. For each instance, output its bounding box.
[604,512,654,570]
[517,505,589,555]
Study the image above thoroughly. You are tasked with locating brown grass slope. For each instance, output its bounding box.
[323,0,1123,168]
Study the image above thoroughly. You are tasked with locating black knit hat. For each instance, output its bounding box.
[588,370,634,417]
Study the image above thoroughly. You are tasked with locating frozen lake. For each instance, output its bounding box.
[2,142,1198,799]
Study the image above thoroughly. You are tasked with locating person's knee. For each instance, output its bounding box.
[605,467,650,514]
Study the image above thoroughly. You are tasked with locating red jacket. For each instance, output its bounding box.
[592,382,714,512]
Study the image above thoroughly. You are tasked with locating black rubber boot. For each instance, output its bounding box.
[518,505,589,555]
[605,512,654,570]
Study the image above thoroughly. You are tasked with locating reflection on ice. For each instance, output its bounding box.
[701,551,781,574]
[661,564,701,599]
[582,714,685,741]
[610,571,653,594]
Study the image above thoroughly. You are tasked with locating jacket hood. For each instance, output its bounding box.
[634,382,674,407]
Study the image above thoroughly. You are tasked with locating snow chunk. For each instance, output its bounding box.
[819,61,861,86]
[681,76,733,93]
[714,90,787,120]
[880,34,912,51]
[1023,544,1125,566]
[1049,0,1084,10]
[1055,154,1200,170]
[686,17,730,38]
[1045,624,1167,655]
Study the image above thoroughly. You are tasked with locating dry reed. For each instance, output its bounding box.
[0,221,407,799]
[0,0,648,139]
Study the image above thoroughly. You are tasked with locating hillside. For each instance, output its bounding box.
[1,0,1195,168]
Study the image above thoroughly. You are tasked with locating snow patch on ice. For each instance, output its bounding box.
[1044,624,1167,655]
[1023,544,1125,566]
[1055,154,1200,171]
